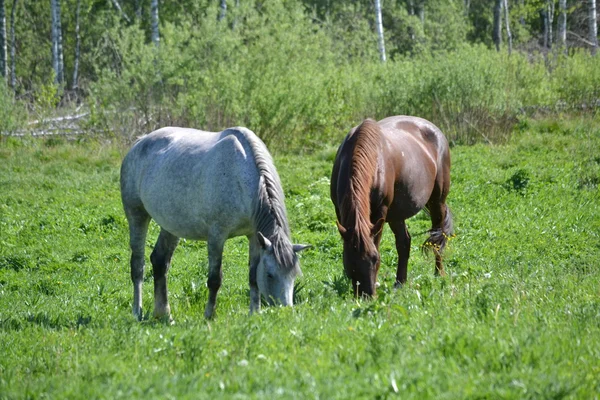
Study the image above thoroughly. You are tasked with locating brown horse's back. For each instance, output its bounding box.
[379,116,451,220]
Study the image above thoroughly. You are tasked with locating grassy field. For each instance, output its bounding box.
[1,117,599,399]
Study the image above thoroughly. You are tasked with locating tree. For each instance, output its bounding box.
[590,0,598,55]
[219,0,226,21]
[557,0,567,51]
[51,0,64,84]
[503,0,512,54]
[375,0,386,61]
[493,0,502,51]
[0,0,7,79]
[72,0,81,90]
[9,0,16,89]
[546,0,554,49]
[151,0,159,47]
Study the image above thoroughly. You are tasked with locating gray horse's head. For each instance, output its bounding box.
[256,232,310,306]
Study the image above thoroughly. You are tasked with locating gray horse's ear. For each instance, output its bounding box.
[257,232,273,252]
[293,244,311,253]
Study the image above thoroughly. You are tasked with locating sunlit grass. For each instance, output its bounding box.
[1,117,599,398]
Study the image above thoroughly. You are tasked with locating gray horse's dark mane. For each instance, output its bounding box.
[229,129,296,271]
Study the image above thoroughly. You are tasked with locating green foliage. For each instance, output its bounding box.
[1,118,600,398]
[0,82,26,134]
[4,0,600,150]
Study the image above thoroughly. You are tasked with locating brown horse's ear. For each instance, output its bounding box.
[371,218,385,237]
[336,221,349,239]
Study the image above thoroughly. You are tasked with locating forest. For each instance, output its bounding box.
[0,0,598,150]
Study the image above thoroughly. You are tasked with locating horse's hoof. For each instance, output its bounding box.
[394,281,404,289]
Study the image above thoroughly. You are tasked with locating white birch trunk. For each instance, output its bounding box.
[57,0,64,83]
[0,0,7,79]
[151,0,159,47]
[51,0,59,83]
[503,0,512,55]
[9,0,16,89]
[219,0,227,21]
[110,0,130,23]
[557,0,567,51]
[375,0,386,62]
[590,0,598,55]
[72,0,80,89]
[547,0,554,49]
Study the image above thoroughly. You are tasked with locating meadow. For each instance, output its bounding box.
[0,116,599,399]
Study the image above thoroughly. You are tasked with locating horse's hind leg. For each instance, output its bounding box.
[126,209,150,321]
[425,184,453,277]
[389,219,411,286]
[150,229,179,322]
[204,236,226,319]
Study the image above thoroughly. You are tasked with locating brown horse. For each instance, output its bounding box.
[330,116,453,297]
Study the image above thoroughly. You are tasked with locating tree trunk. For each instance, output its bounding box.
[493,0,502,51]
[0,0,7,79]
[504,0,512,55]
[110,0,130,23]
[546,0,554,49]
[58,0,64,83]
[375,0,386,62]
[9,0,16,89]
[590,0,598,55]
[72,0,80,90]
[541,9,548,48]
[557,0,567,51]
[135,0,142,22]
[219,0,226,21]
[51,0,59,83]
[151,0,159,47]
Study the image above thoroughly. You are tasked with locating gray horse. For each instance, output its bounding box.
[120,126,310,320]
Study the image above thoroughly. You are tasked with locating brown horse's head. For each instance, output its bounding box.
[336,218,384,297]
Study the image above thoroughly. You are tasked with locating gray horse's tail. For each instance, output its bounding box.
[422,207,454,255]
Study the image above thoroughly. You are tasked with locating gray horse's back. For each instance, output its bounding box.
[120,127,262,240]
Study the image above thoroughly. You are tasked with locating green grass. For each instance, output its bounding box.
[1,117,599,399]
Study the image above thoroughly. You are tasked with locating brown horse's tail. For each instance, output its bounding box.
[422,207,454,255]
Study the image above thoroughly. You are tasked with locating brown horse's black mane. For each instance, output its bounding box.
[341,119,381,254]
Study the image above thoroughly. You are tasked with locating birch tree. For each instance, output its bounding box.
[557,0,567,51]
[590,0,598,55]
[546,0,554,49]
[375,0,386,62]
[0,0,7,79]
[72,0,81,89]
[110,0,130,23]
[51,0,64,84]
[219,0,226,21]
[9,0,16,88]
[151,0,159,47]
[503,0,512,54]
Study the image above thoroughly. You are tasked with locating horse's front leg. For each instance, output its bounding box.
[389,219,411,286]
[127,212,150,321]
[204,236,225,319]
[248,237,261,314]
[150,229,179,323]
